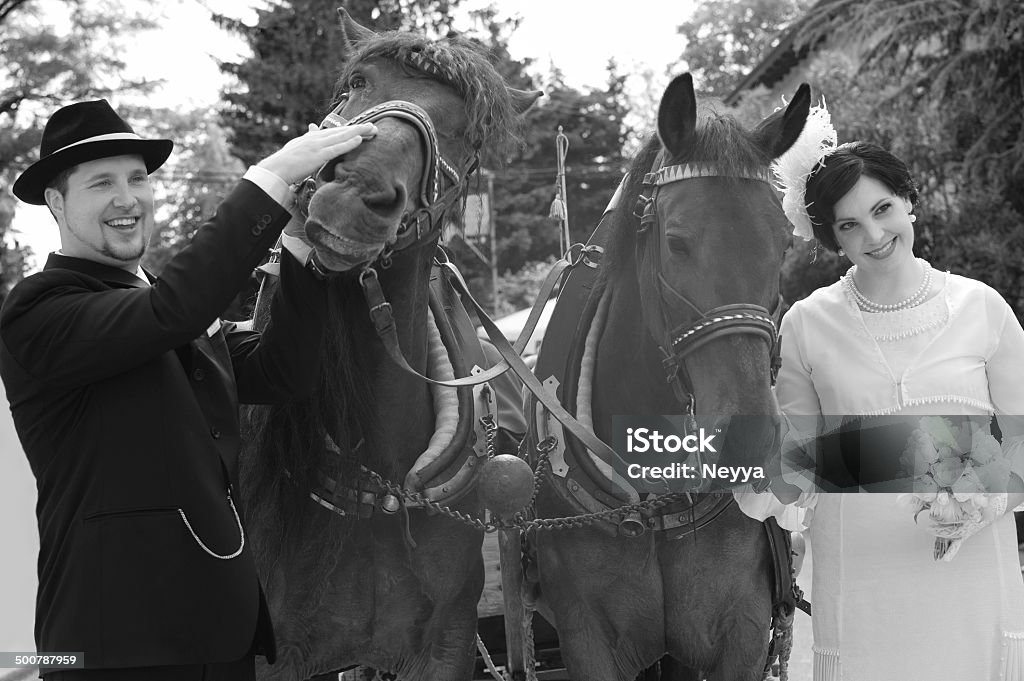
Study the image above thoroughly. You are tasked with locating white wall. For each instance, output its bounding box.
[0,381,39,651]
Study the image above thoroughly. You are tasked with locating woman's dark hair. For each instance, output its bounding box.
[805,141,919,252]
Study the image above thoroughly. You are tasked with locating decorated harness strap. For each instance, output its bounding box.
[643,162,772,187]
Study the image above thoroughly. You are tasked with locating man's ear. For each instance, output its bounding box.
[43,187,65,223]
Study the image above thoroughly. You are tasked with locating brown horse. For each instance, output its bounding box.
[239,10,538,681]
[524,74,810,680]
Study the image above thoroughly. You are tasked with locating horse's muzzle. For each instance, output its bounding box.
[714,414,782,471]
[304,218,385,272]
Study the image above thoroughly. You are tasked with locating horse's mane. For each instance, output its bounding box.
[334,31,525,162]
[241,284,378,608]
[603,103,774,278]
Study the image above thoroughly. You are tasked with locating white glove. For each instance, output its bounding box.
[913,493,1008,561]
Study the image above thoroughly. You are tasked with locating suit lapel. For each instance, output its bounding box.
[46,253,239,482]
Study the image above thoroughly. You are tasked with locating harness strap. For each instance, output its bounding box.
[403,282,478,492]
[388,176,466,254]
[644,163,772,187]
[634,152,784,413]
[669,304,778,357]
[454,265,640,504]
[297,98,472,257]
[360,246,588,388]
[327,99,461,206]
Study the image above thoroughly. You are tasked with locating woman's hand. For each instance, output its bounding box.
[771,479,804,504]
[1005,472,1024,514]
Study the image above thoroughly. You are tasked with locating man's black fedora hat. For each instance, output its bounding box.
[12,99,173,205]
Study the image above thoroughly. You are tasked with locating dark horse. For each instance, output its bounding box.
[240,10,538,681]
[523,74,810,680]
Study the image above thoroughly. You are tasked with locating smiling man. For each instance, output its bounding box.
[0,100,373,681]
[47,155,157,267]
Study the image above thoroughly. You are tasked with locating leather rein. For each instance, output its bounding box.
[632,154,784,416]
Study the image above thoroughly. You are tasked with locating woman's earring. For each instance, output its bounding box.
[838,249,846,257]
[909,214,917,223]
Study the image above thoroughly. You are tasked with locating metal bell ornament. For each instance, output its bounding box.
[477,454,535,517]
[380,494,401,514]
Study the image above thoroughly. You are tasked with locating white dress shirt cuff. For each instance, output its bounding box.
[280,232,314,265]
[244,165,294,210]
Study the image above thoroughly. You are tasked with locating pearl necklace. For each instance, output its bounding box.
[846,259,932,313]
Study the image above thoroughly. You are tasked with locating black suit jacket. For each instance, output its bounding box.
[0,180,326,669]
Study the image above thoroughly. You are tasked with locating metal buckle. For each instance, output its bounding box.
[358,265,378,287]
[632,194,653,220]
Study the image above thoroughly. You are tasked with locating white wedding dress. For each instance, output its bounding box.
[743,269,1024,680]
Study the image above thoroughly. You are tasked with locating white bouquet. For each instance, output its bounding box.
[898,416,1010,561]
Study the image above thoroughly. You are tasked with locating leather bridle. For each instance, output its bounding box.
[632,152,784,416]
[295,97,478,266]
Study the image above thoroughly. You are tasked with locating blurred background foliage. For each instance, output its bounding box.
[2,0,1021,320]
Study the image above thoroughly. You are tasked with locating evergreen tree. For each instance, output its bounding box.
[214,0,633,315]
[214,0,470,165]
[677,0,813,99]
[1,182,30,306]
[125,104,255,317]
[136,107,246,275]
[795,0,1024,314]
[0,0,155,289]
[445,66,632,315]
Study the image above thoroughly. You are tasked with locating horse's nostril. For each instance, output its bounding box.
[362,183,407,218]
[316,160,341,183]
[304,219,325,242]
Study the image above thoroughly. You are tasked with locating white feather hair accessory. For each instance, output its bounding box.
[771,99,837,240]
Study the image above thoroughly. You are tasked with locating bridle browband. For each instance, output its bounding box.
[632,153,783,415]
[296,97,478,264]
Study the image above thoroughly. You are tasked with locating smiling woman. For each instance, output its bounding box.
[762,135,1024,679]
[802,142,929,310]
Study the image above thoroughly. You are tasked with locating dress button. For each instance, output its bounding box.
[211,427,221,439]
[192,368,205,381]
[260,214,272,225]
[251,226,262,236]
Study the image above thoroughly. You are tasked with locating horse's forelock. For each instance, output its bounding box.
[687,104,773,177]
[337,32,524,162]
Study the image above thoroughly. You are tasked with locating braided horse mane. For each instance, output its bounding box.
[239,23,529,609]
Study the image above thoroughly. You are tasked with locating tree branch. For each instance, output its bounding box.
[0,0,31,26]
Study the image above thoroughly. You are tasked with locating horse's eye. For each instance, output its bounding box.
[349,75,366,89]
[666,235,689,255]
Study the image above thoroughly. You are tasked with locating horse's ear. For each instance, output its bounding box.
[657,73,697,157]
[752,83,811,159]
[508,87,542,116]
[337,7,377,56]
